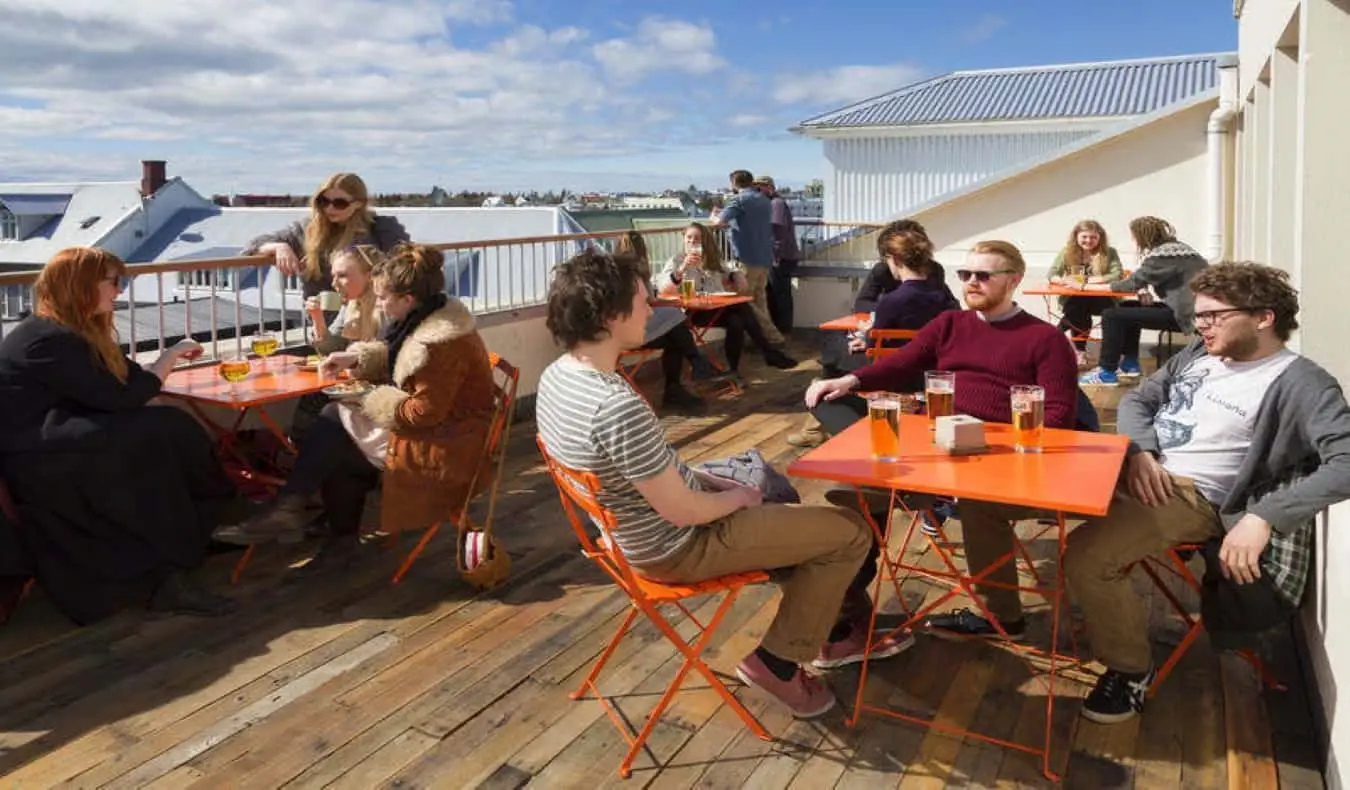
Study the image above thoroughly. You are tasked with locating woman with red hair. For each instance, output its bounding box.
[0,247,238,623]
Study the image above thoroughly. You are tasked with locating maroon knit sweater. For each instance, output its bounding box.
[852,308,1080,428]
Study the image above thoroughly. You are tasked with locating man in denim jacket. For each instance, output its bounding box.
[1064,262,1350,724]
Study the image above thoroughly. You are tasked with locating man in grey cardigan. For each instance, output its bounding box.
[1065,262,1350,724]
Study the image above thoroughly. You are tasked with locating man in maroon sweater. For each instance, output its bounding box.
[806,239,1079,639]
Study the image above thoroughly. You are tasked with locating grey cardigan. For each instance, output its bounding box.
[1109,241,1208,332]
[243,214,410,298]
[1119,339,1350,605]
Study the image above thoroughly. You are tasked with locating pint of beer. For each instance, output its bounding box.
[1011,385,1045,453]
[867,392,901,462]
[924,371,956,429]
[679,277,697,301]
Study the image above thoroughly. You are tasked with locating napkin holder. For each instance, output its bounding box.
[934,415,987,455]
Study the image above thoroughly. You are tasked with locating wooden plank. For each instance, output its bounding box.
[324,727,443,790]
[1179,639,1227,790]
[898,657,997,788]
[1221,651,1280,790]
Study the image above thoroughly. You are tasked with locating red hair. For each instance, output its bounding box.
[34,247,128,380]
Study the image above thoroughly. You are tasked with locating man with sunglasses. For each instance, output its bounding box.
[1061,262,1350,724]
[806,240,1079,642]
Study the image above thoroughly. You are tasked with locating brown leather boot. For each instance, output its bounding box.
[786,413,825,448]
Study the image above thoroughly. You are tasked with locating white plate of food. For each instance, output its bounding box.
[706,291,740,297]
[322,380,374,399]
[296,354,323,371]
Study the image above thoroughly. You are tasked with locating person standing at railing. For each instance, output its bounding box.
[215,244,496,573]
[754,176,799,337]
[612,231,718,414]
[1047,220,1124,368]
[0,247,241,623]
[242,172,409,302]
[657,223,797,377]
[708,170,795,359]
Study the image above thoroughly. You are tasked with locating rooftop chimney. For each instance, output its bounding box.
[141,160,167,198]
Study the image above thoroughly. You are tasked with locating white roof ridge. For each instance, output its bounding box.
[947,51,1235,78]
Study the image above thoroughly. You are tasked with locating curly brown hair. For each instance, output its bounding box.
[1189,262,1300,340]
[374,243,446,303]
[1128,216,1176,252]
[546,248,644,349]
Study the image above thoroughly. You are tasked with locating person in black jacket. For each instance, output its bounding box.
[789,218,948,447]
[0,248,239,624]
[243,172,410,301]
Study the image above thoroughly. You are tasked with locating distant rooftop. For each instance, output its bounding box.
[795,52,1235,132]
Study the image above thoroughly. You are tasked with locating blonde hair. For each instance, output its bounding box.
[970,240,1027,276]
[1061,220,1113,277]
[613,231,651,281]
[35,247,128,380]
[303,172,372,282]
[332,245,383,341]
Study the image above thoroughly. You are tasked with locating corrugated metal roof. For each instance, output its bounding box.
[797,52,1232,130]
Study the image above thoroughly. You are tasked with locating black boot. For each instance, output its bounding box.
[662,385,707,414]
[147,570,235,617]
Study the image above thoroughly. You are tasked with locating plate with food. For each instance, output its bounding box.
[706,291,740,297]
[322,380,374,399]
[296,354,324,371]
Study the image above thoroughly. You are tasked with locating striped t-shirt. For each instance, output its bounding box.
[536,355,700,567]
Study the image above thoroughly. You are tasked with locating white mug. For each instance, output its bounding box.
[317,290,343,311]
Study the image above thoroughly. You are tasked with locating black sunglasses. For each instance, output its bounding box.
[1193,307,1270,326]
[955,268,1017,283]
[316,196,355,210]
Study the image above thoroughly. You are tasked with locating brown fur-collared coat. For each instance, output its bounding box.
[349,298,495,532]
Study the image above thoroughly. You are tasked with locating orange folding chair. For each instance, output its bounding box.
[536,436,771,778]
[1130,543,1283,695]
[391,352,519,585]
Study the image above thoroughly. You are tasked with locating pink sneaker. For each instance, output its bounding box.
[735,653,837,719]
[812,628,916,669]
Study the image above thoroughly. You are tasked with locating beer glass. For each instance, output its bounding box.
[867,392,902,462]
[218,350,250,399]
[1011,384,1046,453]
[924,371,956,429]
[679,277,697,301]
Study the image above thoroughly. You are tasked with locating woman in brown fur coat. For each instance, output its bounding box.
[215,244,495,569]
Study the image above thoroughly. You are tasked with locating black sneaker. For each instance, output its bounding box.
[922,607,1026,641]
[763,349,798,369]
[662,386,707,414]
[689,355,727,381]
[1082,667,1156,724]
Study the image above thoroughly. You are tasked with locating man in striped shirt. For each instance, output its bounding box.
[537,248,913,719]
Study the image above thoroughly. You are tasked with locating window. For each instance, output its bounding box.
[0,208,17,241]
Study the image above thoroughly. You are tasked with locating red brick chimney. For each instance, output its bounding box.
[141,160,167,197]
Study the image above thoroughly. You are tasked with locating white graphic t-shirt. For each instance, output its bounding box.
[1157,349,1298,504]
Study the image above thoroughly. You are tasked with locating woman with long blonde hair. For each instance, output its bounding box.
[0,247,238,623]
[244,172,409,300]
[307,244,387,353]
[1047,219,1124,365]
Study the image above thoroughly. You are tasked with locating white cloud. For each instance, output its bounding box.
[592,17,726,83]
[773,63,926,108]
[728,113,768,128]
[962,13,1007,44]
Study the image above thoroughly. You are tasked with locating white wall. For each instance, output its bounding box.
[822,129,1101,223]
[1237,2,1350,788]
[901,103,1212,322]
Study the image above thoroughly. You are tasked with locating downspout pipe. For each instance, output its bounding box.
[1207,54,1240,261]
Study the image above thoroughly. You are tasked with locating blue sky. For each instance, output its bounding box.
[0,0,1237,194]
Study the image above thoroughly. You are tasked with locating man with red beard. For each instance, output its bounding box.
[806,239,1078,642]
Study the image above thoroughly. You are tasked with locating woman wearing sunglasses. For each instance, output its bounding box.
[243,172,410,301]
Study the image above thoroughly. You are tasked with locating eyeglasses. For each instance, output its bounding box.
[316,196,355,210]
[955,269,1017,283]
[1193,307,1269,327]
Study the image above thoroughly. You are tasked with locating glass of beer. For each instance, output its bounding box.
[218,351,250,399]
[867,392,902,462]
[924,371,956,429]
[1011,384,1046,453]
[679,276,697,302]
[251,332,279,364]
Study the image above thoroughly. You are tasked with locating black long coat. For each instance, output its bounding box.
[0,317,234,624]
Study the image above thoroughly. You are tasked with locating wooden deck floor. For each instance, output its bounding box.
[0,339,1326,789]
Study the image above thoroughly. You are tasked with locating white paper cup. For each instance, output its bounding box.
[318,291,343,311]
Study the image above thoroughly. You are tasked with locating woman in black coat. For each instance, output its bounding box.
[0,247,238,623]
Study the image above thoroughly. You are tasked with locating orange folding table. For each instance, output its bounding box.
[787,415,1128,782]
[819,313,868,332]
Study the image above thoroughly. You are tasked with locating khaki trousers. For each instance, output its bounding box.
[959,475,1223,674]
[638,503,872,663]
[740,267,786,347]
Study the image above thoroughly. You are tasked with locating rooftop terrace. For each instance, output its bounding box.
[0,339,1323,789]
